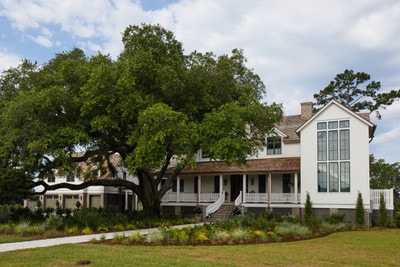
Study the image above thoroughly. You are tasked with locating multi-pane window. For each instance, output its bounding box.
[267,136,282,155]
[317,120,350,192]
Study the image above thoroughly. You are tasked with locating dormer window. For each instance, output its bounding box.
[267,136,282,155]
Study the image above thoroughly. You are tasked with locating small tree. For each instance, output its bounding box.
[355,192,365,227]
[304,192,314,228]
[379,193,389,227]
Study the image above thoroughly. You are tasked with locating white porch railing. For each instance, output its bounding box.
[245,193,300,203]
[205,191,225,217]
[161,191,220,203]
[234,191,242,206]
[370,189,394,210]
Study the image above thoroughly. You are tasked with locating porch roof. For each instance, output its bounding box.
[178,157,300,175]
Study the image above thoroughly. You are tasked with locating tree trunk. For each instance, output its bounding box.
[136,168,169,218]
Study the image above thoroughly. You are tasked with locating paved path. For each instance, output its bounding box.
[0,223,201,252]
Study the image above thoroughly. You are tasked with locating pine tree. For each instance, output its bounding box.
[355,192,365,227]
[305,192,314,228]
[379,193,389,227]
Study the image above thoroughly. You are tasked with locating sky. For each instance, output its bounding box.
[0,0,400,163]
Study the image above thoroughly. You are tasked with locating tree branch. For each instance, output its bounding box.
[27,179,137,195]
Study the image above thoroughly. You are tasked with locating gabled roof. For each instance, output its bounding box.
[295,99,376,138]
[275,115,307,144]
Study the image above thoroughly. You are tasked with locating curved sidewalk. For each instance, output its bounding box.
[0,223,201,252]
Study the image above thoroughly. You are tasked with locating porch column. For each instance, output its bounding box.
[267,173,271,211]
[176,176,180,203]
[242,174,246,203]
[294,173,298,203]
[196,175,201,203]
[125,190,129,211]
[219,175,223,194]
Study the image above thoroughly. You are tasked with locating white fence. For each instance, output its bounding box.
[245,193,300,203]
[161,192,220,203]
[370,189,394,210]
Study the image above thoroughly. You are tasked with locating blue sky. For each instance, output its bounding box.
[1,0,400,163]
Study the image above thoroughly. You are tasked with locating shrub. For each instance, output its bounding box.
[304,192,314,228]
[395,211,400,228]
[14,221,31,235]
[324,213,345,225]
[112,233,126,243]
[0,223,14,234]
[379,193,389,227]
[45,229,62,238]
[111,224,125,231]
[355,192,365,227]
[71,208,101,229]
[146,230,165,244]
[99,234,106,242]
[129,231,144,242]
[28,223,46,235]
[253,230,267,242]
[46,213,63,230]
[231,228,248,241]
[0,205,11,223]
[64,226,80,235]
[211,229,230,244]
[276,222,312,239]
[81,226,93,235]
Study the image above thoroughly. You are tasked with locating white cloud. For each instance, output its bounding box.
[28,34,53,47]
[1,0,400,161]
[0,50,21,70]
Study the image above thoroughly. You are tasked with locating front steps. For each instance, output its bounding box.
[203,203,236,222]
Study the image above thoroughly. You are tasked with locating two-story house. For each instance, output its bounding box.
[161,100,394,226]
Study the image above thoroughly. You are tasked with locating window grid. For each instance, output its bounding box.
[317,120,350,193]
[267,136,282,155]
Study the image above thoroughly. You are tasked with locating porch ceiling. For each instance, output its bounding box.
[177,157,300,175]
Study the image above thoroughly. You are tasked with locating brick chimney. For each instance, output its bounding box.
[301,102,313,120]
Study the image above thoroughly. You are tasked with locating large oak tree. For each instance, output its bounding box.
[0,24,282,216]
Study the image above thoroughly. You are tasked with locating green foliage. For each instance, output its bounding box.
[314,69,400,119]
[81,226,93,235]
[304,192,314,228]
[45,213,63,230]
[211,229,230,244]
[379,193,389,227]
[370,155,400,190]
[0,205,11,223]
[394,212,400,228]
[70,208,101,229]
[276,222,312,239]
[0,24,282,217]
[14,221,31,235]
[146,229,165,244]
[324,213,345,225]
[129,231,144,242]
[231,228,249,241]
[355,192,365,227]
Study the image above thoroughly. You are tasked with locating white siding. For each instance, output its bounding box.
[300,103,371,209]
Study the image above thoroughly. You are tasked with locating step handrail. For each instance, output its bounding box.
[205,191,225,217]
[234,191,242,206]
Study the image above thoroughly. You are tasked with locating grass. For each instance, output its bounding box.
[0,229,398,266]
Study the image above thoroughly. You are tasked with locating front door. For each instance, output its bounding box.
[230,175,243,201]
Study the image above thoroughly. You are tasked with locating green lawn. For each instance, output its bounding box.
[0,229,399,266]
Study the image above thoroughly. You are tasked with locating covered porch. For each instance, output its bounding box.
[162,157,301,206]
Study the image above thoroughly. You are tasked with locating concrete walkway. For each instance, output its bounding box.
[0,223,201,252]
